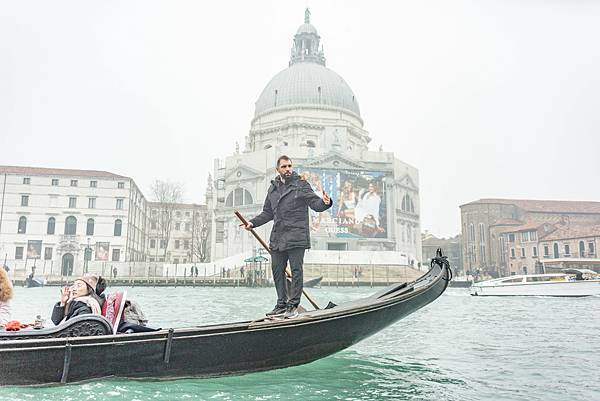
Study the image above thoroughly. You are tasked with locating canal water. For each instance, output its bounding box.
[1,285,598,401]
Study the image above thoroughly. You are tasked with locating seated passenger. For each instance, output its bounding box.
[51,274,103,326]
[118,299,160,333]
[0,268,13,325]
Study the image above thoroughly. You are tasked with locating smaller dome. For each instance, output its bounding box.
[296,23,318,35]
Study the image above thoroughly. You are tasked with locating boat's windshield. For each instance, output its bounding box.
[526,276,563,282]
[501,277,524,283]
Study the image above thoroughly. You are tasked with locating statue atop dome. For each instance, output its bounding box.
[290,8,326,67]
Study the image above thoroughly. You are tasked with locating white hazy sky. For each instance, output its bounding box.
[1,1,599,238]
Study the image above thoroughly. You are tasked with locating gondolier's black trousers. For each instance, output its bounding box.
[271,248,305,308]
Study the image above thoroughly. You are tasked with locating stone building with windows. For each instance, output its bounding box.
[499,222,600,275]
[210,10,422,266]
[421,232,462,272]
[0,166,149,277]
[460,198,600,276]
[147,202,210,265]
[498,221,556,275]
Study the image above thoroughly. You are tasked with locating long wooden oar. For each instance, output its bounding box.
[235,211,321,310]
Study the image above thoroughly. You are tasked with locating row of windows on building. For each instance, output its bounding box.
[151,209,195,218]
[466,223,487,243]
[21,177,126,189]
[14,245,121,261]
[17,216,123,237]
[149,239,190,250]
[150,221,192,231]
[147,256,189,264]
[263,140,312,149]
[401,224,417,244]
[506,241,596,259]
[20,195,124,210]
[510,241,596,258]
[401,194,415,213]
[507,231,538,242]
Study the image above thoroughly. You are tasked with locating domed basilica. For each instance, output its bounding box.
[209,9,422,267]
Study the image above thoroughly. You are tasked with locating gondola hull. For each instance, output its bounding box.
[0,263,449,386]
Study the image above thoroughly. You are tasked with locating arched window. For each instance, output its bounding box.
[64,216,77,235]
[86,218,95,236]
[401,194,414,213]
[114,219,122,236]
[244,189,253,205]
[47,217,56,234]
[234,188,243,206]
[225,188,253,207]
[553,243,559,258]
[17,216,27,234]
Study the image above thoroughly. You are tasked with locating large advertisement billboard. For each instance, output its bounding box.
[96,242,110,261]
[27,240,42,259]
[298,168,387,238]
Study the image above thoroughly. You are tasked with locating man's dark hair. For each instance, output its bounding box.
[276,155,292,167]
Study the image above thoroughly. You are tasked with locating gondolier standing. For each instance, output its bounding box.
[243,155,332,318]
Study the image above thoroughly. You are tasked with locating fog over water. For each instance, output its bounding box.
[1,1,599,237]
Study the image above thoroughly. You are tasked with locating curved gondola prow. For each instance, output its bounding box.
[431,247,452,282]
[371,248,452,301]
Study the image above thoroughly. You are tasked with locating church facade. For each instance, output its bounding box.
[209,10,422,266]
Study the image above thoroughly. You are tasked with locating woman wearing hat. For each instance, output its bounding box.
[51,274,105,325]
[0,267,13,325]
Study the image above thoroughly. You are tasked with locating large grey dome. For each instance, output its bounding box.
[254,62,361,117]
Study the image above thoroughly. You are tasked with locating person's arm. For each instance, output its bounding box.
[249,192,274,228]
[51,303,65,325]
[301,181,333,212]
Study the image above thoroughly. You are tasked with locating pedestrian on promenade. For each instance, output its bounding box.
[243,155,332,318]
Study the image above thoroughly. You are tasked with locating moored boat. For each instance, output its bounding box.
[24,276,46,288]
[470,270,600,297]
[0,253,451,386]
[303,276,323,288]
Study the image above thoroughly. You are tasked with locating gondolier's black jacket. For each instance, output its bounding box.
[250,172,332,251]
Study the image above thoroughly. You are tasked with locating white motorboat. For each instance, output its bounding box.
[470,270,600,297]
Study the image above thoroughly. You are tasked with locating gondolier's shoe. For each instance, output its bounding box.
[266,305,287,317]
[283,305,299,319]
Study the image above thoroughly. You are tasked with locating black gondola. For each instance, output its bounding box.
[303,276,323,288]
[24,276,45,288]
[0,254,451,386]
